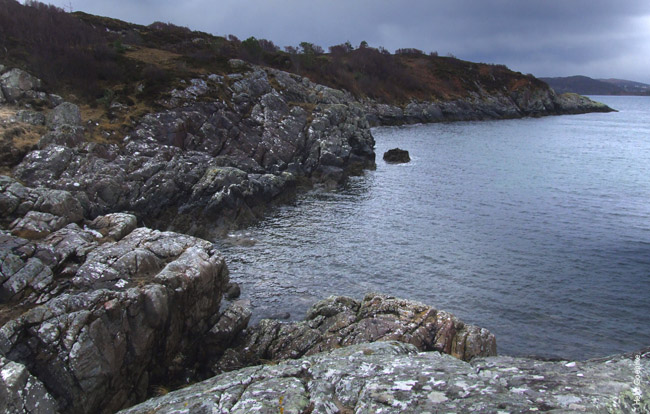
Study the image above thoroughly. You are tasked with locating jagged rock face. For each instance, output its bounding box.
[13,67,376,237]
[214,294,496,373]
[0,200,234,413]
[118,341,650,414]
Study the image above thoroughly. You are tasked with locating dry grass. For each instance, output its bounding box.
[125,47,183,69]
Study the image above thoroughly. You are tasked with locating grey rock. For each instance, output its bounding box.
[16,110,46,125]
[87,213,137,242]
[0,225,231,414]
[38,125,85,149]
[13,66,375,237]
[0,68,42,102]
[46,102,82,129]
[0,356,59,414]
[48,94,64,107]
[0,176,83,231]
[214,293,496,373]
[10,210,69,239]
[118,341,650,414]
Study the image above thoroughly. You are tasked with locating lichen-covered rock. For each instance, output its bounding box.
[214,293,496,373]
[0,176,83,234]
[0,68,42,102]
[0,222,232,414]
[118,341,650,414]
[0,356,59,414]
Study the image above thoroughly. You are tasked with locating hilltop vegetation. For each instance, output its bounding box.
[0,0,547,107]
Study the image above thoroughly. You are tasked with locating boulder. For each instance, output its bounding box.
[0,68,42,102]
[118,341,650,414]
[214,293,496,373]
[46,102,82,129]
[383,148,411,163]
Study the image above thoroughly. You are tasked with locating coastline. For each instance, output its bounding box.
[1,64,645,413]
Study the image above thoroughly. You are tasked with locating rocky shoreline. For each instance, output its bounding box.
[1,64,646,413]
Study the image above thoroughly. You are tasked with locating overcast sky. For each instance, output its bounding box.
[43,0,650,83]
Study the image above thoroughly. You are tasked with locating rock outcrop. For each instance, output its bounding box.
[11,64,376,238]
[0,180,236,413]
[119,341,650,414]
[214,294,496,373]
[364,87,614,126]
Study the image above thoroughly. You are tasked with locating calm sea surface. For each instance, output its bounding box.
[217,95,650,359]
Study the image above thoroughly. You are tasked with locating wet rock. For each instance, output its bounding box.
[383,148,411,163]
[214,293,496,373]
[0,356,59,414]
[46,102,82,129]
[118,341,650,414]
[0,68,42,102]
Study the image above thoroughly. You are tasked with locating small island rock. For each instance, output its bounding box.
[383,148,411,163]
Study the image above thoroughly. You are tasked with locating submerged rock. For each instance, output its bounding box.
[383,148,411,163]
[118,341,650,414]
[214,293,496,373]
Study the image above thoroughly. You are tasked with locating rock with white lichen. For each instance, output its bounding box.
[118,341,650,414]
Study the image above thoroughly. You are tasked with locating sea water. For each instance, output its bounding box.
[218,95,650,359]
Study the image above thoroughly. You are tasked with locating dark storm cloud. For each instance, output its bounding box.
[47,0,650,82]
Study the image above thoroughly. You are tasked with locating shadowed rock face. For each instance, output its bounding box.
[213,294,496,374]
[118,341,650,414]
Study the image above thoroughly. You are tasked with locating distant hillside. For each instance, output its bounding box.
[599,78,650,94]
[0,0,551,106]
[541,75,650,95]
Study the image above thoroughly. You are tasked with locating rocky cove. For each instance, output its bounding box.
[0,62,648,413]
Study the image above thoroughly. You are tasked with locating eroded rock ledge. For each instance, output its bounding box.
[214,294,496,374]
